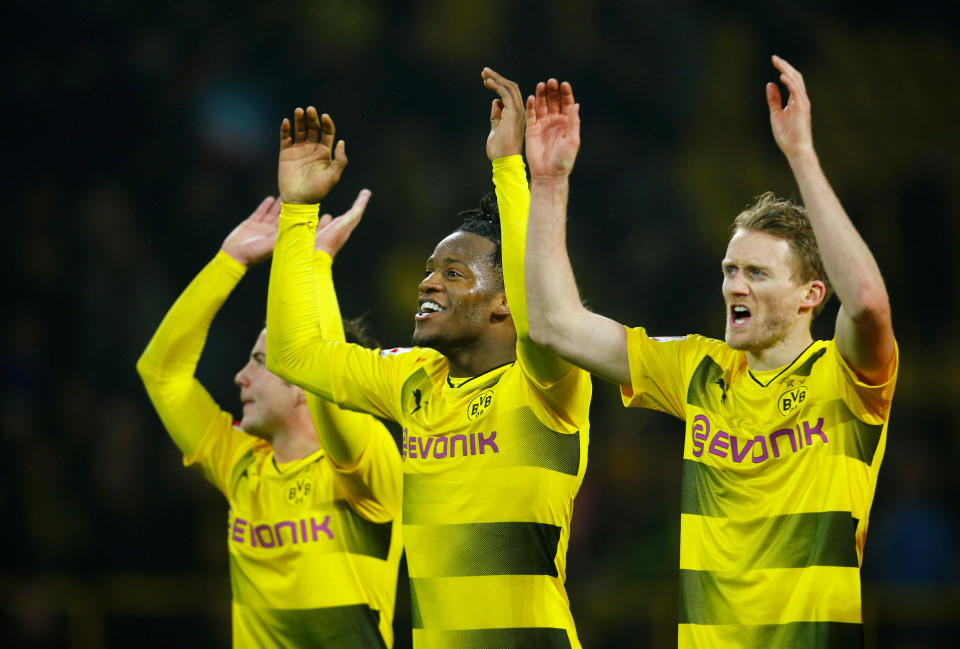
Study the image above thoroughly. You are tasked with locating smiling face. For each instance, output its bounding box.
[233,330,303,440]
[722,229,822,354]
[412,231,507,353]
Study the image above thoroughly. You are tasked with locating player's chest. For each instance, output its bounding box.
[684,374,833,469]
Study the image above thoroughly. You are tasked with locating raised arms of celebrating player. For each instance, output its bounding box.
[265,107,380,465]
[766,55,895,382]
[137,197,282,457]
[522,78,633,386]
[481,67,575,384]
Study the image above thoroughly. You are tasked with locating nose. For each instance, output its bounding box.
[419,269,442,293]
[234,362,250,387]
[725,270,749,296]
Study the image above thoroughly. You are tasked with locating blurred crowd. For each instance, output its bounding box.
[3,1,958,647]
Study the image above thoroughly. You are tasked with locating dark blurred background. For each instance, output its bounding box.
[3,1,958,647]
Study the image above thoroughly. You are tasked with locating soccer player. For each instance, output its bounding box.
[265,89,592,648]
[519,56,898,647]
[136,195,403,648]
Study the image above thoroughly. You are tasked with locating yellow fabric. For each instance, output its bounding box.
[138,250,402,649]
[493,155,572,385]
[267,176,592,648]
[620,328,898,648]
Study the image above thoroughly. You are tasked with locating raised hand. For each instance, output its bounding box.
[278,107,348,204]
[481,67,525,161]
[314,189,371,260]
[221,196,282,266]
[767,55,814,159]
[525,78,581,180]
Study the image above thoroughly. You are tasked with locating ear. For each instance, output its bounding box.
[799,280,826,312]
[490,291,511,321]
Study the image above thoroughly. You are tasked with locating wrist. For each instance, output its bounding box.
[531,175,570,190]
[783,145,818,166]
[216,248,251,274]
[220,247,250,267]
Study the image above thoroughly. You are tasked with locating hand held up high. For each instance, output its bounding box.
[481,67,526,161]
[278,106,348,204]
[525,78,581,181]
[221,196,282,266]
[314,189,372,260]
[767,55,815,161]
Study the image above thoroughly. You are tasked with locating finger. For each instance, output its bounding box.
[318,213,334,229]
[778,73,807,107]
[525,95,536,124]
[293,107,306,143]
[332,140,348,172]
[305,106,320,142]
[765,82,783,116]
[560,81,575,112]
[251,195,276,221]
[546,78,561,115]
[535,82,548,119]
[280,118,292,150]
[265,197,282,224]
[320,113,336,151]
[490,98,504,123]
[772,54,807,95]
[483,72,519,109]
[570,103,582,144]
[338,189,371,230]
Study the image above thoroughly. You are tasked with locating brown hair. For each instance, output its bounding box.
[731,192,833,317]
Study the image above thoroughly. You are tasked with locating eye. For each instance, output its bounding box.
[446,269,462,279]
[723,265,736,277]
[749,268,765,278]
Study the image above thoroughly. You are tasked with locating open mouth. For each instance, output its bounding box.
[730,305,751,328]
[415,300,446,320]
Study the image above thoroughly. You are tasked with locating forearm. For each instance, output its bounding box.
[136,251,243,455]
[788,150,890,319]
[527,177,630,385]
[494,156,570,383]
[265,203,337,396]
[304,251,370,465]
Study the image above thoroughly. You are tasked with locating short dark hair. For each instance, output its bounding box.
[455,192,502,286]
[731,192,833,317]
[343,314,380,349]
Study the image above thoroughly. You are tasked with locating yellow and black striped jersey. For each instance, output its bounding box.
[138,250,402,648]
[267,157,592,649]
[621,328,898,649]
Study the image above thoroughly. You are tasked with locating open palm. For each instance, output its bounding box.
[278,107,348,204]
[525,79,581,180]
[767,55,814,158]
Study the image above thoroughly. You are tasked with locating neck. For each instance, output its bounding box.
[269,420,322,464]
[444,340,517,378]
[745,327,815,372]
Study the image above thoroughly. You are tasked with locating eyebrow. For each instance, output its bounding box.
[426,256,468,267]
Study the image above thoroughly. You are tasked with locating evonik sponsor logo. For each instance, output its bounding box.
[401,429,499,461]
[229,514,334,548]
[690,413,827,464]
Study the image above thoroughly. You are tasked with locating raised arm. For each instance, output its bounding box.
[300,191,387,468]
[137,197,281,457]
[481,68,571,384]
[767,55,895,382]
[267,108,398,416]
[523,78,631,385]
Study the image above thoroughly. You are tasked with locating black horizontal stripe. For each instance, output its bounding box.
[248,603,385,648]
[681,620,863,648]
[416,627,571,647]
